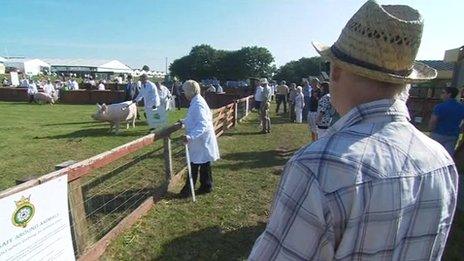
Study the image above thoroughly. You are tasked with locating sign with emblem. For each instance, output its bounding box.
[0,176,75,261]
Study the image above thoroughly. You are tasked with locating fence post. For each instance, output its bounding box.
[245,97,249,116]
[162,136,173,194]
[69,178,91,255]
[223,108,229,131]
[234,101,238,127]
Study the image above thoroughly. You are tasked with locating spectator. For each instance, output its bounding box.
[216,83,224,93]
[97,81,105,90]
[254,81,264,111]
[249,1,457,260]
[275,80,289,114]
[43,79,55,96]
[124,75,139,101]
[179,80,220,197]
[307,82,322,140]
[71,78,79,90]
[259,78,272,133]
[301,79,312,121]
[27,79,38,103]
[293,86,305,123]
[315,82,333,139]
[429,87,464,155]
[206,84,216,92]
[171,79,183,110]
[288,83,297,122]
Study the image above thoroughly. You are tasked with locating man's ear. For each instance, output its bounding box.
[330,64,342,83]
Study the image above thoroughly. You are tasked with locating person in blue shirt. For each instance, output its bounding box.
[429,87,464,155]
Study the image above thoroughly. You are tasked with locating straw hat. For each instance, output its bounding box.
[312,0,436,84]
[260,78,269,84]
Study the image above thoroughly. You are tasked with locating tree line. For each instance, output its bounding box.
[169,44,327,83]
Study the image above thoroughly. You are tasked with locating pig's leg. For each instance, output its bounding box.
[114,123,120,134]
[108,123,114,133]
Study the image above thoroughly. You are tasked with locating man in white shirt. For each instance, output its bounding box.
[27,79,38,103]
[259,78,272,133]
[216,84,223,93]
[206,84,216,93]
[133,74,160,131]
[97,81,105,90]
[43,79,55,95]
[154,82,172,127]
[72,78,79,90]
[254,81,263,111]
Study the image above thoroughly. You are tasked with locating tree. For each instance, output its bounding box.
[170,45,275,81]
[273,57,325,84]
[142,65,150,71]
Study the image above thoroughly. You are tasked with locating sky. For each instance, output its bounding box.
[1,0,463,72]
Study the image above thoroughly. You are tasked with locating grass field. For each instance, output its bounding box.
[0,101,462,260]
[0,101,187,191]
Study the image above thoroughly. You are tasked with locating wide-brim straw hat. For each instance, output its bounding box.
[312,0,436,84]
[260,78,269,84]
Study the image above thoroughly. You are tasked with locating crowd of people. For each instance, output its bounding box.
[253,76,339,141]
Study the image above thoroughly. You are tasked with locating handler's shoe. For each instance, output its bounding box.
[197,187,212,195]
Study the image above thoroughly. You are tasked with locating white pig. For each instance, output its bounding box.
[91,101,137,133]
[33,92,57,104]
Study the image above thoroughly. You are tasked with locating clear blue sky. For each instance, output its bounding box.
[1,0,462,71]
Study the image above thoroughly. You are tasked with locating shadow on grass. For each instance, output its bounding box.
[218,149,297,171]
[156,223,265,260]
[42,121,103,126]
[35,127,149,139]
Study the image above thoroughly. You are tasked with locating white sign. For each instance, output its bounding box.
[10,72,19,87]
[0,176,75,261]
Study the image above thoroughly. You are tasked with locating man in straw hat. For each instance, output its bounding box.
[249,1,458,260]
[259,78,272,133]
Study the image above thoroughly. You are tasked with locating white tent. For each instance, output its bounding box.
[4,58,50,76]
[44,58,133,74]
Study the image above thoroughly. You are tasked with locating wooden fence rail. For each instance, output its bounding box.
[0,95,254,260]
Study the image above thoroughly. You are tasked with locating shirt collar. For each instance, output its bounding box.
[327,99,410,136]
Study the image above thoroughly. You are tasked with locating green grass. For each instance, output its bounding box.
[0,101,187,191]
[102,108,463,260]
[0,101,461,260]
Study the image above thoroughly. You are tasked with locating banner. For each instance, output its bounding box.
[0,176,75,261]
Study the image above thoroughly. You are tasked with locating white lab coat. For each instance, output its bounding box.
[72,81,79,90]
[183,94,220,164]
[98,83,105,90]
[216,85,223,93]
[43,83,55,95]
[27,83,38,95]
[135,81,160,129]
[255,86,263,102]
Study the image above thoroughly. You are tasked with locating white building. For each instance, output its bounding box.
[4,58,50,76]
[44,58,133,75]
[0,56,5,74]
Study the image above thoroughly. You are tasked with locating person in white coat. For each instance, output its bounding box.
[27,80,38,103]
[133,74,160,131]
[179,80,220,197]
[294,86,305,123]
[154,82,172,127]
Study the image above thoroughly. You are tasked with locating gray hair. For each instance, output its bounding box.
[182,80,201,98]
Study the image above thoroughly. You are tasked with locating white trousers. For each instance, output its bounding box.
[295,108,303,123]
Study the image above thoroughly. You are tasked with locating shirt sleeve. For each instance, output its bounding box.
[432,104,442,117]
[249,160,334,260]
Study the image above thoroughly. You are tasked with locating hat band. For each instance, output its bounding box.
[331,46,413,76]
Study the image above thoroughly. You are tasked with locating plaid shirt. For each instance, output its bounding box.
[249,99,458,260]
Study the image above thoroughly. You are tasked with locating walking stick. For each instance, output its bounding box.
[185,144,196,202]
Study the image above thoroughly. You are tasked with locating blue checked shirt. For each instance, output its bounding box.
[249,99,458,260]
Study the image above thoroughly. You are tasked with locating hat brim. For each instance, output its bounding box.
[312,41,437,84]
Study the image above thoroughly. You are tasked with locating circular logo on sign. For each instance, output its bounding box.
[12,196,35,228]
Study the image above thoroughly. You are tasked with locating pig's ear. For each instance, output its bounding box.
[96,103,102,109]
